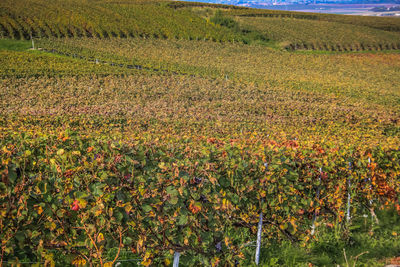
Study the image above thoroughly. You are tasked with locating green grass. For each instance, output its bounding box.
[0,39,31,51]
[252,208,400,267]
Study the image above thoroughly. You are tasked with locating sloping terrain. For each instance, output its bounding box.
[236,16,400,50]
[172,1,400,50]
[0,1,400,266]
[0,0,239,41]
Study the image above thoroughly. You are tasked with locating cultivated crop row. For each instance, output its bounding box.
[235,17,400,51]
[0,0,240,42]
[0,38,399,265]
[33,37,400,108]
[1,124,399,265]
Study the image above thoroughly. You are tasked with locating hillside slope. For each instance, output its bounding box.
[172,1,400,50]
[1,1,400,266]
[1,0,400,51]
[0,0,240,41]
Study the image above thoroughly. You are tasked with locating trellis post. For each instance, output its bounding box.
[30,34,35,50]
[255,163,268,265]
[255,212,263,265]
[173,251,180,267]
[311,167,322,235]
[346,162,352,223]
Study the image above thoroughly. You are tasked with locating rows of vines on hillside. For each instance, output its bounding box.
[0,0,241,42]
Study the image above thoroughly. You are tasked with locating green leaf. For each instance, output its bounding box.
[230,194,239,204]
[0,182,6,195]
[142,205,152,212]
[177,214,188,225]
[8,168,17,183]
[123,237,133,245]
[200,231,213,246]
[166,186,178,197]
[15,232,25,243]
[38,181,47,194]
[114,211,124,222]
[219,177,229,187]
[89,183,105,197]
[169,196,178,205]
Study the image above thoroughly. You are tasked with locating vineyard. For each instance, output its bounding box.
[235,16,400,51]
[0,0,240,42]
[172,1,400,51]
[1,0,400,266]
[1,0,400,51]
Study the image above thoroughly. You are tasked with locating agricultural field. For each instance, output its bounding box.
[235,16,400,51]
[172,1,400,51]
[0,0,240,41]
[1,0,400,266]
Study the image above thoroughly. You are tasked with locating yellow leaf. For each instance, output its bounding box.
[49,222,56,231]
[142,251,152,266]
[224,236,230,248]
[124,204,133,213]
[72,256,86,266]
[208,176,217,185]
[57,149,65,156]
[95,209,102,216]
[97,233,104,243]
[141,258,152,266]
[78,199,87,209]
[35,205,43,215]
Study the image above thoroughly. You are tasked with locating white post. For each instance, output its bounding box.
[255,164,268,265]
[255,212,262,265]
[368,157,372,205]
[311,167,322,235]
[346,162,352,223]
[30,34,35,50]
[173,252,180,267]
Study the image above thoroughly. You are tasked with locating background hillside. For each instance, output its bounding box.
[1,0,400,50]
[0,0,240,41]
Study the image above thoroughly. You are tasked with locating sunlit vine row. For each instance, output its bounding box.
[0,0,240,42]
